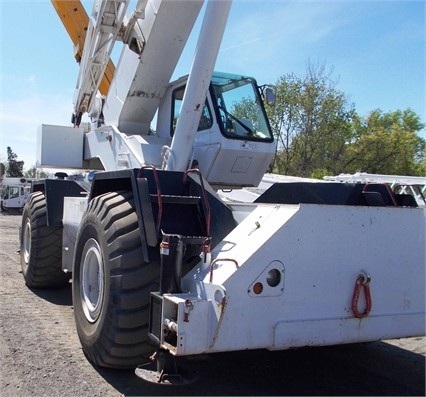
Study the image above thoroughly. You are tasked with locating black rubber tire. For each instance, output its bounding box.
[72,191,160,369]
[20,191,70,288]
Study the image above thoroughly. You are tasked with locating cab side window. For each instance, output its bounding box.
[171,86,212,136]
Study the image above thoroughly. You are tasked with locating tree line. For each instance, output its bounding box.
[264,63,425,178]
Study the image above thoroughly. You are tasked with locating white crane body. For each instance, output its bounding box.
[157,202,424,356]
[23,0,425,375]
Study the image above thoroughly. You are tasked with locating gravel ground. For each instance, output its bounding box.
[0,211,425,396]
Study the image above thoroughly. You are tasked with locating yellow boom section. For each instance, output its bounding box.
[51,0,115,96]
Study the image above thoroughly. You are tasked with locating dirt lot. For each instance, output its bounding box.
[0,211,425,396]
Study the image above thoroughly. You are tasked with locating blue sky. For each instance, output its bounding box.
[0,0,425,171]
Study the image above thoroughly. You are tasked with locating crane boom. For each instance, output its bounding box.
[73,0,129,123]
[51,0,115,97]
[51,0,204,131]
[102,0,205,134]
[166,0,232,171]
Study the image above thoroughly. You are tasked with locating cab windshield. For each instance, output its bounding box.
[211,72,274,142]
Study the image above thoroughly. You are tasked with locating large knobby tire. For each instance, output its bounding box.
[20,191,70,288]
[73,191,160,369]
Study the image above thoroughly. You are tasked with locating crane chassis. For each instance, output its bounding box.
[20,0,425,379]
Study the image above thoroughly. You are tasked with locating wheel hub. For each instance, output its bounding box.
[23,219,32,265]
[80,238,105,323]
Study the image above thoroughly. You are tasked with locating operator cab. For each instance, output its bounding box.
[160,72,276,189]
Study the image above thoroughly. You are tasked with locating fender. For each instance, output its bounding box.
[32,179,88,227]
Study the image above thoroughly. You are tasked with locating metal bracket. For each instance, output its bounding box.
[135,349,198,385]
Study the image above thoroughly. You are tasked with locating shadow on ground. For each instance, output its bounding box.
[93,341,425,396]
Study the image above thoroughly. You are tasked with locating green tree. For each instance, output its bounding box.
[6,146,24,177]
[344,109,425,175]
[232,97,262,131]
[266,62,355,177]
[266,73,303,174]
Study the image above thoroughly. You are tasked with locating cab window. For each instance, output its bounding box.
[171,86,213,136]
[211,72,274,142]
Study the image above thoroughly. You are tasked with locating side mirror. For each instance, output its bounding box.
[87,170,98,182]
[264,87,276,106]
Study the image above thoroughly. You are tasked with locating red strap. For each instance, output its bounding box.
[351,275,372,318]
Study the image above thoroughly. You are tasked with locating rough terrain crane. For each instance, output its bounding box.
[20,0,425,381]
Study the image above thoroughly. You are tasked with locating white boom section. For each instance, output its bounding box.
[324,172,426,187]
[102,0,204,134]
[165,0,232,171]
[74,0,129,118]
[325,172,426,207]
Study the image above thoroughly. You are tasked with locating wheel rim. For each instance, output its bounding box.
[23,218,32,265]
[80,238,105,323]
